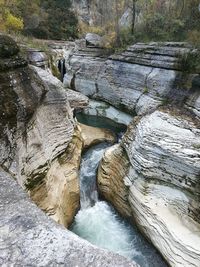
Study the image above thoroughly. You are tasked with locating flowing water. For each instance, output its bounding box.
[71,143,167,267]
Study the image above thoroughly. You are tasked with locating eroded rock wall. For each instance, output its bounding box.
[98,109,200,266]
[65,42,200,117]
[0,35,139,266]
[98,144,132,218]
[0,35,86,228]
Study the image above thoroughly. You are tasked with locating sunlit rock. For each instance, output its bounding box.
[79,123,116,149]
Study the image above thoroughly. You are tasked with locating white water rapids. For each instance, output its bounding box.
[71,143,167,267]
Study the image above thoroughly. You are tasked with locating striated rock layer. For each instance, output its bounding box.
[98,109,200,267]
[29,126,83,227]
[0,35,139,266]
[65,41,200,117]
[98,144,131,218]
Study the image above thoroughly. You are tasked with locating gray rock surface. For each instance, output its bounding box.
[65,42,200,117]
[98,109,200,267]
[26,48,49,69]
[119,8,132,29]
[0,35,139,266]
[0,169,138,267]
[82,99,133,125]
[85,33,103,48]
[72,0,134,30]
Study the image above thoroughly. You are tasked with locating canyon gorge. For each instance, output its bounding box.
[0,21,200,267]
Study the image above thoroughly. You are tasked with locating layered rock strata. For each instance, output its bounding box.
[25,48,49,69]
[65,41,200,117]
[0,35,84,227]
[0,35,139,266]
[98,144,131,218]
[98,109,200,267]
[29,127,83,227]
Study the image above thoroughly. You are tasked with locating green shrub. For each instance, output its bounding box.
[178,51,200,73]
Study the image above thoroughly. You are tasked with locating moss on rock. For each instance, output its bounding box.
[0,35,19,58]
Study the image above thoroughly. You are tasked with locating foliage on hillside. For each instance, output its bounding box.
[0,0,78,40]
[0,0,199,46]
[79,0,200,49]
[135,0,200,44]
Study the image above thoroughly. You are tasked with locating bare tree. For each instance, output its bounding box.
[131,0,137,34]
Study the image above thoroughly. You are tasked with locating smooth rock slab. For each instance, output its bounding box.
[65,42,200,117]
[82,99,133,125]
[0,169,138,267]
[128,172,200,267]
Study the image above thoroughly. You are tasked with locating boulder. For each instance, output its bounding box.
[85,33,103,47]
[26,48,49,69]
[0,34,19,57]
[79,123,116,148]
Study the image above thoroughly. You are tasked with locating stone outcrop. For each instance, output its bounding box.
[0,169,138,267]
[79,123,116,149]
[46,35,200,266]
[98,144,132,218]
[72,0,184,32]
[85,33,104,48]
[98,109,200,267]
[66,88,89,109]
[0,35,140,266]
[29,127,82,227]
[0,34,84,227]
[82,99,133,126]
[65,41,200,117]
[25,48,49,69]
[72,0,133,30]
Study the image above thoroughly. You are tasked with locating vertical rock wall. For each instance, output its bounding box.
[98,109,200,267]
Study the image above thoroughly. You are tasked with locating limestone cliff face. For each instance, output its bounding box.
[72,0,182,31]
[98,144,132,218]
[0,36,115,228]
[48,35,200,266]
[29,126,83,227]
[65,41,200,117]
[98,109,200,267]
[0,35,45,173]
[0,35,84,227]
[72,0,131,27]
[0,35,138,267]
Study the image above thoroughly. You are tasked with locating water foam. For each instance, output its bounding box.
[71,142,167,267]
[72,201,139,259]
